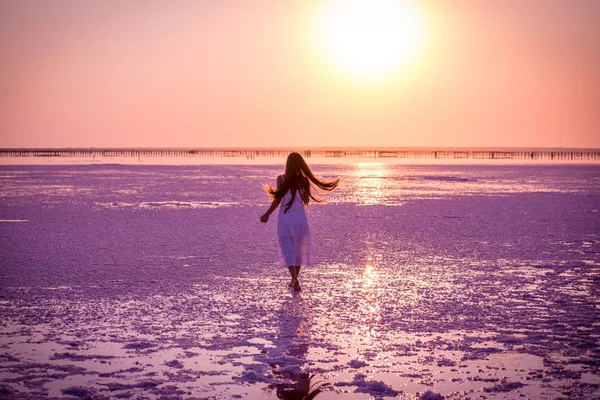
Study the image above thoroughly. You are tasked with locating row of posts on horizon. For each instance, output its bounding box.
[1,148,599,161]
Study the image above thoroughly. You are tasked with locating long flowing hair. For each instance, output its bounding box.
[266,152,339,213]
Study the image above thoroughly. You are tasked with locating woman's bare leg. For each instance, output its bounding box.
[288,266,301,291]
[288,266,298,285]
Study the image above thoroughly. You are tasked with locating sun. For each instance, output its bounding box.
[314,0,427,82]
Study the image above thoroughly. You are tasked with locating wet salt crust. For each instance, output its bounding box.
[0,164,599,399]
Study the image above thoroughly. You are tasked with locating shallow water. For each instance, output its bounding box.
[1,163,599,399]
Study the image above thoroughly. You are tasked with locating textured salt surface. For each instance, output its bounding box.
[1,164,599,399]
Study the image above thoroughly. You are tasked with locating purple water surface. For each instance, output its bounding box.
[0,163,599,399]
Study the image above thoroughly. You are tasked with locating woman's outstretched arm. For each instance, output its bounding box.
[260,175,283,223]
[260,197,281,223]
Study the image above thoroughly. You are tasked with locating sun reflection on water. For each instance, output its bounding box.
[356,254,385,342]
[351,162,390,206]
[364,264,376,287]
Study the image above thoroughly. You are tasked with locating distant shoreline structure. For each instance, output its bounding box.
[1,147,599,161]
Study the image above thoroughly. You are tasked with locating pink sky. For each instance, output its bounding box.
[1,0,598,149]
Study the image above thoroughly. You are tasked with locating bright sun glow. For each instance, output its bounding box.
[314,0,426,82]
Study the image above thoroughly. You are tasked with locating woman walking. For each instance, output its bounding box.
[260,152,338,291]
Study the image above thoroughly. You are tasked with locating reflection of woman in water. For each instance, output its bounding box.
[266,251,329,398]
[260,152,339,291]
[273,372,329,399]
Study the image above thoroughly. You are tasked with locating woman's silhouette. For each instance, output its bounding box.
[260,152,338,291]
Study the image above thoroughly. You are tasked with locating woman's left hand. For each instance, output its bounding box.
[259,213,269,223]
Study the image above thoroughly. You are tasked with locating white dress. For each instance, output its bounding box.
[277,175,315,268]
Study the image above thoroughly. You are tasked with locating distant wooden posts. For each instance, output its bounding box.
[0,148,599,161]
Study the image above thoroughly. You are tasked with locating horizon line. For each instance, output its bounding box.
[1,145,599,152]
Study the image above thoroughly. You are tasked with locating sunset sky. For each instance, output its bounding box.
[1,0,598,149]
